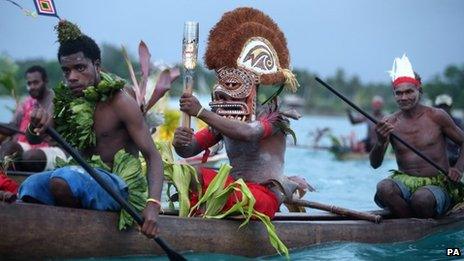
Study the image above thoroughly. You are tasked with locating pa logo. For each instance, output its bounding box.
[446,248,461,256]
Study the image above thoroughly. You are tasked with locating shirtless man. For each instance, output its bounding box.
[0,66,66,171]
[18,21,163,237]
[347,96,385,152]
[172,8,304,219]
[434,94,463,165]
[371,55,464,218]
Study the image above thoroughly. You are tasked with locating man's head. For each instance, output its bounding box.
[389,54,423,111]
[393,82,422,111]
[210,67,260,121]
[25,65,48,99]
[434,94,453,114]
[371,95,384,112]
[56,21,101,97]
[205,7,297,122]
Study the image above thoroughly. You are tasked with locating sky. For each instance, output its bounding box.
[1,0,463,83]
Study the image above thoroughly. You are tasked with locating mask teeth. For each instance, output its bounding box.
[242,116,246,122]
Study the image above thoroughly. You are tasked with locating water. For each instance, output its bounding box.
[0,96,16,122]
[1,96,463,260]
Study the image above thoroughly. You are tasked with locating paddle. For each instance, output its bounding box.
[0,122,25,135]
[286,198,382,223]
[314,77,449,176]
[44,127,185,261]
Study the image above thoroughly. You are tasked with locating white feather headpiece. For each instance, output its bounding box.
[388,54,420,89]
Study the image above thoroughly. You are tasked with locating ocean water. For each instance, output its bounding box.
[1,97,463,260]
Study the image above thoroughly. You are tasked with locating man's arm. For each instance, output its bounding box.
[172,127,221,158]
[112,92,163,238]
[347,110,365,125]
[179,93,271,142]
[198,109,270,141]
[434,109,464,182]
[369,118,393,168]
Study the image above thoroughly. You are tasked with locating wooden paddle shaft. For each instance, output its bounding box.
[315,77,448,176]
[181,73,194,128]
[45,127,185,261]
[288,198,382,223]
[0,122,25,135]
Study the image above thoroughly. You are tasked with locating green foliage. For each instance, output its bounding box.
[423,64,464,108]
[0,56,20,106]
[53,72,124,150]
[2,45,463,114]
[55,20,82,43]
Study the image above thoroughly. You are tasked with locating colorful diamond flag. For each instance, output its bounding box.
[33,0,59,18]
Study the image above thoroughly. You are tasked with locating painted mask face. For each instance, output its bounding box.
[209,67,260,122]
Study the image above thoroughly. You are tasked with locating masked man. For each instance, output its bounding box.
[173,7,308,220]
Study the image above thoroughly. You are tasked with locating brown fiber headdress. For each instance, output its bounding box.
[205,7,298,92]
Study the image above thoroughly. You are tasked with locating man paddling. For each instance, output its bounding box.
[347,95,385,152]
[434,94,463,166]
[371,54,464,218]
[0,66,66,172]
[18,20,164,237]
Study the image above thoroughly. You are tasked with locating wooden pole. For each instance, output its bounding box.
[45,127,186,261]
[181,72,194,128]
[315,77,449,176]
[287,198,382,223]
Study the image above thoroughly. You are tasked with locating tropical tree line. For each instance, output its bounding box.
[1,43,463,114]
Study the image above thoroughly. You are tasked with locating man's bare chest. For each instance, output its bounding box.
[393,116,442,148]
[92,106,124,140]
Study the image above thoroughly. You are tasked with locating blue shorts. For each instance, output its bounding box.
[374,178,451,215]
[19,166,128,211]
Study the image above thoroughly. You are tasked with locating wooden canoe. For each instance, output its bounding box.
[1,202,463,260]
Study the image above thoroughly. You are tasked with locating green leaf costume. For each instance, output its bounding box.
[54,73,147,230]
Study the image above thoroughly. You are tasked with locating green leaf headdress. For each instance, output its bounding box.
[54,20,82,43]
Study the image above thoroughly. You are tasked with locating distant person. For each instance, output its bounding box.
[347,95,385,152]
[0,65,66,172]
[435,94,463,165]
[371,54,464,218]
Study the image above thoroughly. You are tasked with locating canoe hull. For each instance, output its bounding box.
[1,202,463,259]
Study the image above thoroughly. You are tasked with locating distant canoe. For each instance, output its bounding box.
[333,151,396,161]
[286,144,395,161]
[1,202,463,259]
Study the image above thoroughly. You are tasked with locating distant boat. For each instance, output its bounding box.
[282,94,305,109]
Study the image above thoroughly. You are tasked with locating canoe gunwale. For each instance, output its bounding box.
[1,202,463,259]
